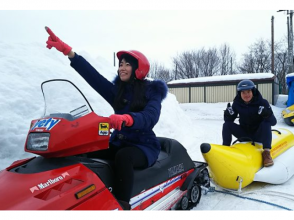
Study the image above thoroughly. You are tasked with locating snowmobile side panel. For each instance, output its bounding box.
[71,188,122,210]
[130,170,193,210]
[0,164,107,210]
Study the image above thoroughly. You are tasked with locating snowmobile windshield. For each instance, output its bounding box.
[41,79,93,121]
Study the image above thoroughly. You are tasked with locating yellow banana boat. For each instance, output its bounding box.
[281,105,294,126]
[200,128,294,191]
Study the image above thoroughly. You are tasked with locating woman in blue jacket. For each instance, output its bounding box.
[45,27,168,209]
[222,79,277,167]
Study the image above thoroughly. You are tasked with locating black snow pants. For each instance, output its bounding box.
[87,144,148,202]
[222,120,272,149]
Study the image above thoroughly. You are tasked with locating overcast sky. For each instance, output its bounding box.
[1,1,293,69]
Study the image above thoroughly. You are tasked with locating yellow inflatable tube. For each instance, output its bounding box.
[281,104,294,126]
[200,128,294,190]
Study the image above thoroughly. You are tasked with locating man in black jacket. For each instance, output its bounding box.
[222,79,277,167]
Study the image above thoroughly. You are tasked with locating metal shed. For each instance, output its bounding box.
[167,73,279,105]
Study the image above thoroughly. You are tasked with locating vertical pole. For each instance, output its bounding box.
[114,52,116,67]
[289,11,294,73]
[175,63,177,80]
[230,56,232,74]
[271,16,275,74]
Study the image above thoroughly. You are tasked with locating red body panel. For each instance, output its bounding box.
[0,164,120,210]
[25,112,111,157]
[72,190,123,210]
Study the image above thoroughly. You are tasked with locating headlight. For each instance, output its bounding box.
[26,133,50,151]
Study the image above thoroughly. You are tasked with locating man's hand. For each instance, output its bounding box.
[224,103,236,121]
[258,106,272,118]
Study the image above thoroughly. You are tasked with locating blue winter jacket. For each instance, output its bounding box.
[226,89,277,133]
[69,53,168,166]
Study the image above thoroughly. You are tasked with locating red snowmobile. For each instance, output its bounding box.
[0,79,209,210]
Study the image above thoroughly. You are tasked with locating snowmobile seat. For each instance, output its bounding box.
[131,137,195,197]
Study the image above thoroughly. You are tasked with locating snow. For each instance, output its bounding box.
[168,73,275,84]
[286,73,294,78]
[1,41,294,216]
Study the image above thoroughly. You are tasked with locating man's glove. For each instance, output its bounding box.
[258,106,272,118]
[45,26,72,55]
[224,103,236,121]
[109,114,134,131]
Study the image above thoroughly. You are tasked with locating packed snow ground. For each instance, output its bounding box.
[1,41,294,213]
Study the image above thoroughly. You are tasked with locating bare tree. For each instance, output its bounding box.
[172,51,197,79]
[171,46,232,79]
[200,48,220,76]
[274,39,289,94]
[253,39,271,72]
[191,50,202,78]
[148,61,159,78]
[238,38,271,73]
[219,43,237,75]
[238,52,255,73]
[149,61,172,82]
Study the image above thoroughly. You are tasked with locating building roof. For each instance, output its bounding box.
[168,73,275,86]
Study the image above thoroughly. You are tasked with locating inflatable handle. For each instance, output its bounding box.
[271,129,281,135]
[232,137,255,146]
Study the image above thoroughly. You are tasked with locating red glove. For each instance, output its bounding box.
[45,26,72,55]
[109,114,134,131]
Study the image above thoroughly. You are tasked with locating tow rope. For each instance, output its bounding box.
[204,186,292,211]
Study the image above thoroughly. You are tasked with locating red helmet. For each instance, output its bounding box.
[117,50,150,80]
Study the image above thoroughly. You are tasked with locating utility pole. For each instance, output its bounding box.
[230,56,232,74]
[278,10,294,74]
[271,16,275,74]
[289,10,293,73]
[113,52,116,67]
[175,63,177,80]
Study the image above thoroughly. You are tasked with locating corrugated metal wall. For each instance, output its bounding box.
[206,85,236,103]
[257,83,272,104]
[190,87,205,102]
[168,82,275,104]
[168,87,190,103]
